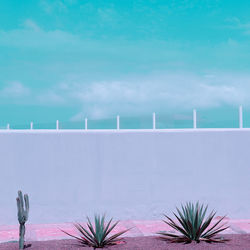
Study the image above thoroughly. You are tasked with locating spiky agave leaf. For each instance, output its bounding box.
[157,202,229,243]
[62,214,130,248]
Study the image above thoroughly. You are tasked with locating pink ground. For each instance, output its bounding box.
[0,219,249,249]
[0,235,250,249]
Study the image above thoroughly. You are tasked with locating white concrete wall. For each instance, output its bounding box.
[0,129,249,225]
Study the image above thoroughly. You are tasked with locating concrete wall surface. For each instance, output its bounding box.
[0,129,249,224]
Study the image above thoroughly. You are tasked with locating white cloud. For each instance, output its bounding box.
[78,73,247,109]
[0,81,30,98]
[41,72,250,120]
[0,20,79,48]
[23,19,41,32]
[1,72,250,120]
[224,17,250,35]
[37,90,65,105]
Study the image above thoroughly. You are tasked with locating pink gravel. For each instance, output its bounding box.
[0,234,250,250]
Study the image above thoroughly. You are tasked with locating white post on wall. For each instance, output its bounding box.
[239,105,243,129]
[30,122,33,130]
[193,109,197,129]
[85,118,88,130]
[6,124,10,130]
[56,120,59,130]
[117,115,120,130]
[153,112,156,129]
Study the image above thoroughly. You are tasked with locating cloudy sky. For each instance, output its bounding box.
[1,0,250,128]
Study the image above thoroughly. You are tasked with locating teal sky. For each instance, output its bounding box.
[1,0,250,128]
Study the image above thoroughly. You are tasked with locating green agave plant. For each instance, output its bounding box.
[62,214,129,248]
[158,202,229,243]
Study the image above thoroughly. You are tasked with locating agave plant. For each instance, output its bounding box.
[62,214,129,248]
[158,202,229,243]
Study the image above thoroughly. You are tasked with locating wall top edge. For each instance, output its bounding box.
[0,128,250,134]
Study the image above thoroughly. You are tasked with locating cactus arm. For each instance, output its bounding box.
[18,191,24,212]
[16,197,20,221]
[24,194,29,220]
[16,197,24,224]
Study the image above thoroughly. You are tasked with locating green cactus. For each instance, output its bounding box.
[16,190,29,249]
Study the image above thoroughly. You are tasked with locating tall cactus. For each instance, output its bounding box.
[16,190,29,249]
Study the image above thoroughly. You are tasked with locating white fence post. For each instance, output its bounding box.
[85,118,88,130]
[193,109,197,129]
[30,122,33,130]
[6,124,10,130]
[239,105,243,129]
[56,120,59,130]
[117,115,120,130]
[153,112,156,129]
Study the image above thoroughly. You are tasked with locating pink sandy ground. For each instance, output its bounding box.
[0,218,249,249]
[0,235,250,250]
